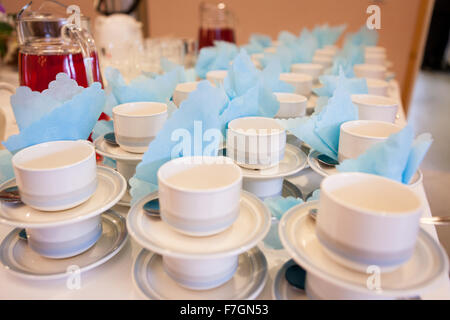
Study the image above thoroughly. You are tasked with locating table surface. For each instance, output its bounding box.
[0,70,448,300]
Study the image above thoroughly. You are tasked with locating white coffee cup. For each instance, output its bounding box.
[274,92,307,118]
[338,120,403,162]
[354,64,386,80]
[365,52,386,66]
[173,81,199,107]
[157,156,242,236]
[351,94,398,123]
[323,45,339,54]
[227,117,286,169]
[366,78,389,96]
[12,140,97,211]
[26,215,102,259]
[365,46,386,55]
[314,48,336,59]
[317,172,423,272]
[112,101,168,153]
[264,46,277,54]
[291,63,324,83]
[312,55,333,69]
[206,70,228,86]
[279,73,313,97]
[162,255,238,290]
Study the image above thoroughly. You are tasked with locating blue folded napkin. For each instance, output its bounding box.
[91,120,116,168]
[105,66,179,105]
[313,69,368,97]
[344,25,378,47]
[329,43,365,77]
[250,33,272,48]
[278,31,298,45]
[160,57,197,83]
[130,50,283,203]
[0,150,14,185]
[277,69,358,160]
[260,45,294,72]
[312,24,347,48]
[3,73,105,154]
[195,41,238,79]
[337,125,433,184]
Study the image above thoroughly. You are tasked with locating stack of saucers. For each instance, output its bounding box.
[127,156,271,299]
[95,101,168,206]
[0,140,127,279]
[275,172,448,300]
[225,117,307,199]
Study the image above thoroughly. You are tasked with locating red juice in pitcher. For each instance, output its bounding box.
[198,27,235,49]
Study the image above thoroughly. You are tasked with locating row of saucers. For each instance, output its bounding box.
[0,140,127,279]
[95,101,168,206]
[273,172,449,299]
[127,156,272,299]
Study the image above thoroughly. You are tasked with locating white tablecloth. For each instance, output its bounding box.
[0,71,448,300]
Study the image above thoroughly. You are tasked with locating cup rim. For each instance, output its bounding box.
[228,116,286,136]
[274,92,308,103]
[175,81,199,93]
[291,63,324,71]
[12,140,95,173]
[112,101,168,118]
[354,63,387,72]
[340,120,403,140]
[366,78,389,87]
[280,72,313,82]
[351,94,398,108]
[320,172,423,217]
[157,156,243,194]
[206,70,228,79]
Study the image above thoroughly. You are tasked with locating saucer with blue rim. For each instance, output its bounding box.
[279,200,449,299]
[132,247,267,300]
[94,134,142,163]
[272,259,308,300]
[0,210,127,280]
[0,166,126,228]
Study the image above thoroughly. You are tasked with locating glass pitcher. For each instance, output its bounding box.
[198,1,236,50]
[16,1,103,92]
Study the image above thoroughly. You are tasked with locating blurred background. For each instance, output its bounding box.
[1,0,449,254]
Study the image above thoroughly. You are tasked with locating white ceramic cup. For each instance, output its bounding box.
[227,117,286,169]
[112,101,168,153]
[274,92,307,118]
[26,215,102,259]
[351,94,399,123]
[264,46,277,54]
[365,52,386,66]
[173,81,199,107]
[366,78,389,96]
[206,70,228,86]
[354,64,387,80]
[162,255,238,290]
[314,48,336,59]
[157,156,242,236]
[338,120,403,162]
[323,45,339,54]
[291,63,324,83]
[12,140,97,211]
[279,73,313,97]
[365,46,386,55]
[317,172,423,272]
[312,55,333,69]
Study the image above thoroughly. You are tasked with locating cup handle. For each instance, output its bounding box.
[0,82,16,94]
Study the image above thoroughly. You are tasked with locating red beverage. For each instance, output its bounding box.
[198,27,236,49]
[19,51,104,92]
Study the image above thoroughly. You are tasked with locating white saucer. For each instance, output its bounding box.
[240,144,307,179]
[272,259,308,300]
[279,201,449,299]
[0,166,127,228]
[94,135,142,163]
[117,189,131,207]
[0,210,127,280]
[127,191,271,259]
[133,247,268,300]
[307,150,337,177]
[307,150,423,186]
